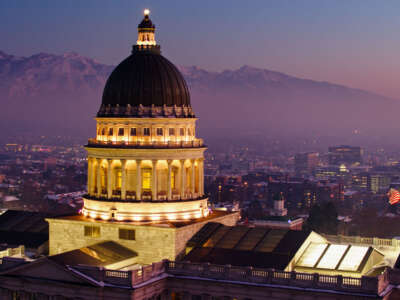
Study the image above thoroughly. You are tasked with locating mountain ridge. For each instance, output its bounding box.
[0,50,398,138]
[0,50,392,100]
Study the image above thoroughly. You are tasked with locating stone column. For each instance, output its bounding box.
[96,159,101,197]
[136,160,142,200]
[107,159,112,199]
[87,157,93,195]
[191,159,196,197]
[199,158,204,196]
[121,159,127,200]
[180,159,186,199]
[167,160,172,200]
[152,160,157,200]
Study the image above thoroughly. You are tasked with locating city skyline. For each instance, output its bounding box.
[2,0,400,98]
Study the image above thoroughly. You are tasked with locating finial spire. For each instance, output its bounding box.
[137,9,156,47]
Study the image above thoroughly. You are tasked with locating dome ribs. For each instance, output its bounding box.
[98,50,192,118]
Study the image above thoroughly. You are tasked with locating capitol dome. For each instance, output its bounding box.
[98,11,193,118]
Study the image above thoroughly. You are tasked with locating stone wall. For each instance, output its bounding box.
[47,212,239,265]
[47,218,176,264]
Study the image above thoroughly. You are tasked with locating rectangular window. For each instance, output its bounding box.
[143,128,150,136]
[119,228,135,240]
[84,226,100,237]
[118,128,124,136]
[130,128,137,136]
[187,128,192,136]
[180,128,185,136]
[142,168,152,190]
[156,128,163,136]
[169,128,175,136]
[116,169,122,189]
[171,169,176,189]
[108,128,113,136]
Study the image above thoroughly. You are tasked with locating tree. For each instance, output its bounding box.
[305,202,338,234]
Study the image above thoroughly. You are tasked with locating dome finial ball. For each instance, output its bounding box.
[144,9,150,16]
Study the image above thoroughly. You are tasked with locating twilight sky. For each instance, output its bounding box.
[1,0,400,99]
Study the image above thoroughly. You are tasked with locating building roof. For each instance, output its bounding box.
[294,242,384,275]
[99,52,191,113]
[0,231,47,249]
[0,210,57,234]
[184,223,310,269]
[0,210,63,250]
[49,241,137,268]
[98,13,192,117]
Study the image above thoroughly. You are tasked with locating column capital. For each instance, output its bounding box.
[167,159,173,165]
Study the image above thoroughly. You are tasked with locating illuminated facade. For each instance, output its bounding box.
[83,10,207,223]
[46,10,239,261]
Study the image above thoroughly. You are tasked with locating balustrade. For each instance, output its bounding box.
[69,260,379,294]
[87,138,204,148]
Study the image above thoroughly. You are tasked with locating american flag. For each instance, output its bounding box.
[388,188,400,205]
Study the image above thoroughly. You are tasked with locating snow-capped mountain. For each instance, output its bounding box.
[0,50,398,138]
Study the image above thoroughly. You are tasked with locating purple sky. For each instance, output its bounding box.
[1,0,400,99]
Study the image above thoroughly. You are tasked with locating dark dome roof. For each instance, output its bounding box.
[138,15,155,29]
[98,50,193,117]
[97,11,194,118]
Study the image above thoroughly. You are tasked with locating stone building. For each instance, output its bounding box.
[45,9,239,265]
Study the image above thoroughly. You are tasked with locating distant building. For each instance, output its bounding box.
[251,216,304,230]
[294,152,319,174]
[270,192,288,216]
[328,145,363,166]
[351,172,369,190]
[268,180,343,209]
[370,174,391,193]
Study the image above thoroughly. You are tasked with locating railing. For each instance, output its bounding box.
[87,138,205,149]
[0,246,24,259]
[165,261,378,294]
[323,234,400,248]
[83,193,206,203]
[69,260,379,294]
[72,260,166,286]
